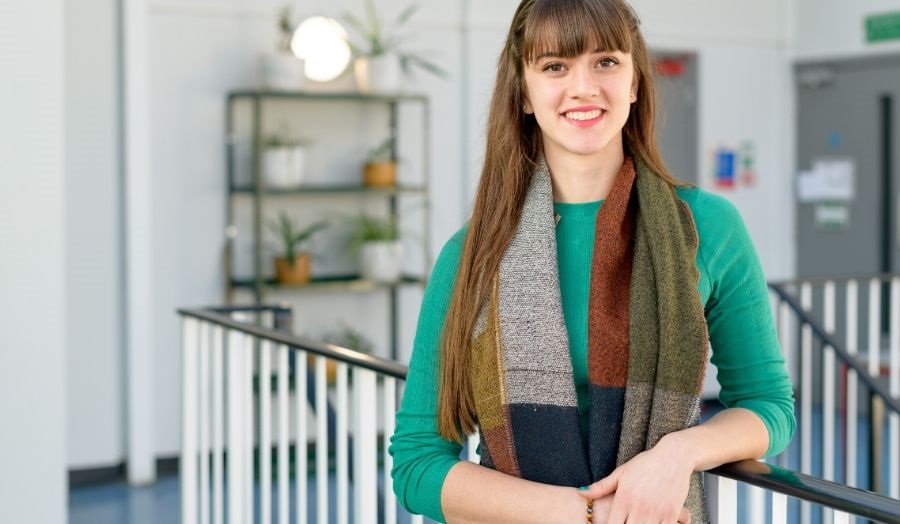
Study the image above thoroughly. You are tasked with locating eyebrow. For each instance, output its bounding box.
[533,48,605,62]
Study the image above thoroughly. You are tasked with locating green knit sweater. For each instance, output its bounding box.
[389,187,796,522]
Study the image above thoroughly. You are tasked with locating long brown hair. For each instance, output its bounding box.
[437,0,679,442]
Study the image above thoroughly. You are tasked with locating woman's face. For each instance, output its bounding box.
[522,49,637,164]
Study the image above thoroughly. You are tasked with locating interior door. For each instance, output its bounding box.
[796,56,900,278]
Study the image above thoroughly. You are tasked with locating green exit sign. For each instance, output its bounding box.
[866,12,900,43]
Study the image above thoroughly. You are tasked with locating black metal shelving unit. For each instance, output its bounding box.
[224,90,432,359]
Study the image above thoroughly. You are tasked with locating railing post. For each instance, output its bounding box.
[181,317,199,524]
[227,327,245,524]
[353,368,378,524]
[705,473,737,523]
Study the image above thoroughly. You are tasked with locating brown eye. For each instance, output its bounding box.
[542,62,566,73]
[598,57,619,68]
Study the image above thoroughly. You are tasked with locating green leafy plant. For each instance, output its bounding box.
[347,213,399,254]
[265,122,312,148]
[365,137,395,164]
[276,6,296,53]
[268,212,328,266]
[342,0,447,78]
[323,322,375,354]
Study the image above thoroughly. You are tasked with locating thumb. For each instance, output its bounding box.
[577,469,621,499]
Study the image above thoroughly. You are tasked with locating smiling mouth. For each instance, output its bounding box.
[563,109,604,121]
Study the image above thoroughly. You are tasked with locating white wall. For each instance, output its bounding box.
[795,0,900,61]
[65,0,803,469]
[464,0,796,280]
[145,0,465,456]
[0,0,68,520]
[66,0,125,469]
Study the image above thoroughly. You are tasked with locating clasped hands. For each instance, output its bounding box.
[575,444,694,524]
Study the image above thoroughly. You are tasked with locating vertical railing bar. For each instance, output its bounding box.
[352,368,378,524]
[316,357,328,524]
[778,298,793,468]
[771,492,788,524]
[383,377,397,524]
[869,279,882,494]
[227,327,245,524]
[212,325,224,524]
[891,277,900,499]
[824,281,837,524]
[181,317,199,524]
[336,363,349,524]
[410,516,424,524]
[847,280,859,488]
[869,278,881,380]
[467,434,479,463]
[278,344,289,524]
[801,282,813,524]
[199,321,211,524]
[296,350,308,524]
[705,474,737,523]
[747,484,765,524]
[833,510,850,524]
[244,332,255,524]
[261,340,273,524]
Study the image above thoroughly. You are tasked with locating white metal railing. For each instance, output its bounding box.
[179,305,413,524]
[179,303,900,523]
[769,274,900,523]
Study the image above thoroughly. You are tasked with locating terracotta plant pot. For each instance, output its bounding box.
[307,356,338,384]
[363,162,397,187]
[274,254,312,284]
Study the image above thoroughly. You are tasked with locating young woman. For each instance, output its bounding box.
[389,0,795,522]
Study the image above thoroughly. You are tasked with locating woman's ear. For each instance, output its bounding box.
[523,98,533,114]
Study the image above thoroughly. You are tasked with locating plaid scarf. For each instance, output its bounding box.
[470,156,710,520]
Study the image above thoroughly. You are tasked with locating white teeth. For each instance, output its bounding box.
[564,109,602,121]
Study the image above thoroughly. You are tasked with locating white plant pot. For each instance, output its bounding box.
[354,55,403,93]
[263,146,306,189]
[360,240,403,283]
[260,52,306,90]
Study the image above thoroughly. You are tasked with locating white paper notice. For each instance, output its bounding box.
[796,158,856,202]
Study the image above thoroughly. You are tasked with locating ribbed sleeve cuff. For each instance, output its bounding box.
[412,458,459,523]
[734,399,796,458]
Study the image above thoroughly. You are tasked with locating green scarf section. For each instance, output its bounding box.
[470,156,710,521]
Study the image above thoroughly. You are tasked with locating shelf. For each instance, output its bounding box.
[229,184,427,196]
[231,274,426,293]
[228,89,428,103]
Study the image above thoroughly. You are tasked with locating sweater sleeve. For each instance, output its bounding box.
[694,191,797,457]
[388,227,468,522]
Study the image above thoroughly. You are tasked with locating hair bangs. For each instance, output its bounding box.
[521,0,634,64]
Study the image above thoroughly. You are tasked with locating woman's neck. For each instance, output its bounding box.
[545,147,625,204]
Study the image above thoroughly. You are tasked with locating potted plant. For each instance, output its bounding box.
[318,322,376,383]
[362,137,396,187]
[348,213,403,283]
[343,0,446,92]
[268,213,327,284]
[260,6,306,90]
[263,127,311,189]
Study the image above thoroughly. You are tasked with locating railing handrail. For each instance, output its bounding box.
[178,306,408,380]
[711,460,900,521]
[178,304,900,520]
[768,283,900,415]
[769,272,900,287]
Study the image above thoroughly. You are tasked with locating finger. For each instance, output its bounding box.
[578,469,622,499]
[679,506,692,524]
[604,495,628,524]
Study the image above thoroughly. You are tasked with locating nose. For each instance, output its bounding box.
[568,63,598,99]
